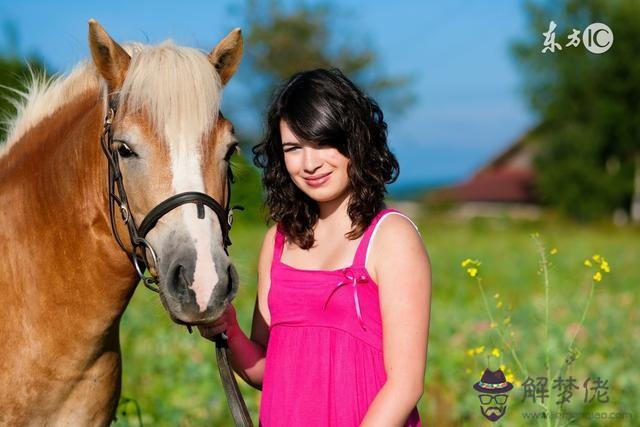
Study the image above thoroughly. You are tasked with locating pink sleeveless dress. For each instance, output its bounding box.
[259,208,422,426]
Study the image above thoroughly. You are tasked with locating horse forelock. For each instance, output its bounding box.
[120,40,223,149]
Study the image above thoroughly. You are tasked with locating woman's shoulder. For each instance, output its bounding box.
[366,210,429,284]
[374,209,421,238]
[367,210,425,263]
[257,224,279,264]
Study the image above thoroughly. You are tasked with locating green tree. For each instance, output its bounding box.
[512,0,640,221]
[234,0,415,132]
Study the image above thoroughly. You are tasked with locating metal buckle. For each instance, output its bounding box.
[104,107,115,126]
[119,203,129,222]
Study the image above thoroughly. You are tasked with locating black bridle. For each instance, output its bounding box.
[100,98,252,426]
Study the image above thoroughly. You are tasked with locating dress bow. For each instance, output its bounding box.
[322,267,369,331]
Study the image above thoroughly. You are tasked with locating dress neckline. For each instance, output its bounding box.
[274,208,396,273]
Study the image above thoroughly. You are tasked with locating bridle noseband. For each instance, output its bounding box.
[100,98,243,293]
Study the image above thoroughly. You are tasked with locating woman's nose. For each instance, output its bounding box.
[302,146,321,173]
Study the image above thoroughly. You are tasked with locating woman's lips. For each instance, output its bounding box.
[303,172,332,187]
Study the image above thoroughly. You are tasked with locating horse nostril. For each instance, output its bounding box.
[170,264,190,297]
[226,265,234,298]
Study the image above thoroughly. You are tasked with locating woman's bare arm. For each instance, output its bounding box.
[360,215,432,426]
[199,225,276,390]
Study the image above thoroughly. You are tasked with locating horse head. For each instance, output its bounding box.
[88,21,243,325]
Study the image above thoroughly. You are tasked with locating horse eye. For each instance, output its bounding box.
[116,142,136,158]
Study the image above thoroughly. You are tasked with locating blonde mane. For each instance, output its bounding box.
[1,40,222,157]
[0,61,102,156]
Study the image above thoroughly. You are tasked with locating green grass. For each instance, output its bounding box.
[114,213,639,426]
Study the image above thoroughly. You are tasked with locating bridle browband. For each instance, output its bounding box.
[100,97,252,427]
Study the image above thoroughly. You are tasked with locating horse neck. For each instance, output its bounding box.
[0,88,138,336]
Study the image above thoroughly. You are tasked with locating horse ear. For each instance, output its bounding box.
[88,19,130,91]
[208,28,243,86]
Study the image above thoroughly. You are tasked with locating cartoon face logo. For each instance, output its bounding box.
[473,368,513,422]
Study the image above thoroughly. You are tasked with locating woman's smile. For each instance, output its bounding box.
[303,171,332,187]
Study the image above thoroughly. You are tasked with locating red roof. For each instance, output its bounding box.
[452,168,536,203]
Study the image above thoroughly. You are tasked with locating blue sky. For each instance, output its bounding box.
[0,0,537,191]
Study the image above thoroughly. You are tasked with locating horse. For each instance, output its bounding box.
[0,20,244,425]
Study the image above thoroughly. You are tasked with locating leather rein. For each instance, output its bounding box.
[100,97,253,426]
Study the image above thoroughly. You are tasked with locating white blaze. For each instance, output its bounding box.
[169,133,222,312]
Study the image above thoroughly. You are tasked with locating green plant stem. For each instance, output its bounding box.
[533,236,552,427]
[552,278,595,427]
[475,277,553,406]
[477,278,529,377]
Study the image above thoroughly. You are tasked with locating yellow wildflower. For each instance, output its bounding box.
[584,259,592,267]
[461,258,481,267]
[467,267,478,277]
[466,349,474,357]
[491,348,500,357]
[490,321,497,329]
[592,254,601,263]
[506,373,515,383]
[550,247,558,255]
[503,316,511,325]
[493,293,500,299]
[474,346,485,354]
[593,271,602,282]
[496,301,503,309]
[499,364,506,372]
[514,379,522,387]
[600,260,611,273]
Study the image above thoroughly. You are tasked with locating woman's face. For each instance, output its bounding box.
[280,119,351,203]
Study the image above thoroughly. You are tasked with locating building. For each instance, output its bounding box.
[428,127,544,219]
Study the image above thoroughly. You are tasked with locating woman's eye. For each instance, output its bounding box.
[283,146,300,153]
[116,142,136,158]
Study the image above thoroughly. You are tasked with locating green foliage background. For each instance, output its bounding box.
[512,0,640,221]
[115,213,639,426]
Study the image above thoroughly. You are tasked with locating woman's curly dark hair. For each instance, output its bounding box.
[252,68,399,249]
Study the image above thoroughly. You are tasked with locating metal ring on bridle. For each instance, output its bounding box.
[119,203,129,222]
[133,237,158,271]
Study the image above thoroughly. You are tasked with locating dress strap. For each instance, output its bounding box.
[273,223,286,263]
[352,208,421,267]
[352,208,397,266]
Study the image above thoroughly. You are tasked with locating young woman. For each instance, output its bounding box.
[199,68,431,426]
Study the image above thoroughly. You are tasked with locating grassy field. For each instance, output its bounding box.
[114,211,639,426]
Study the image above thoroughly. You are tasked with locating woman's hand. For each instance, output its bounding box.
[197,303,241,342]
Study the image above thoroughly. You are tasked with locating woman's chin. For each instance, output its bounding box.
[305,188,349,203]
